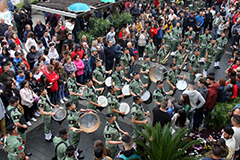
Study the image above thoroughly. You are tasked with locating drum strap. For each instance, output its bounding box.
[107,123,120,132]
[98,67,106,78]
[116,73,123,84]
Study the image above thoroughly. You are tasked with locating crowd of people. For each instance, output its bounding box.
[1,0,240,159]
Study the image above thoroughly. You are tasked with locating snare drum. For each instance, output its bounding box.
[121,85,131,98]
[97,96,108,107]
[105,77,114,87]
[51,106,67,121]
[78,109,100,133]
[176,80,187,91]
[78,86,87,100]
[139,90,152,104]
[119,102,130,115]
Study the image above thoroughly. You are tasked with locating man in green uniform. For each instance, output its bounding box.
[103,113,128,158]
[38,88,57,142]
[197,29,212,65]
[189,48,200,81]
[65,102,84,159]
[166,64,185,95]
[182,35,193,56]
[184,26,196,41]
[6,96,27,141]
[171,22,182,52]
[145,37,155,61]
[53,129,70,160]
[189,0,194,12]
[129,72,148,97]
[107,86,125,120]
[173,45,183,73]
[131,96,150,140]
[140,55,152,90]
[4,124,29,160]
[121,48,131,78]
[162,28,172,52]
[203,38,216,76]
[153,80,173,107]
[111,64,131,97]
[67,71,84,110]
[62,145,76,160]
[214,32,228,69]
[92,60,112,95]
[156,44,168,64]
[85,79,104,110]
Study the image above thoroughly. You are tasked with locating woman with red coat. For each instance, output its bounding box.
[226,76,238,100]
[71,44,84,60]
[150,23,158,48]
[45,64,59,105]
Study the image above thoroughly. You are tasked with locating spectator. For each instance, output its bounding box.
[0,47,12,65]
[63,33,73,51]
[16,70,25,88]
[114,43,122,65]
[73,54,84,83]
[23,24,32,42]
[97,46,105,64]
[119,27,127,38]
[90,49,102,71]
[14,52,23,67]
[23,0,31,17]
[94,140,111,157]
[20,52,30,70]
[94,146,112,160]
[82,42,91,57]
[195,12,204,34]
[82,53,91,80]
[106,27,116,45]
[71,44,84,60]
[46,13,58,28]
[202,143,227,160]
[97,37,104,50]
[4,25,13,41]
[0,92,5,138]
[0,63,15,83]
[9,32,23,49]
[40,30,50,49]
[34,20,46,40]
[231,115,240,156]
[48,43,59,60]
[187,12,196,28]
[180,94,191,116]
[221,126,236,154]
[55,21,68,52]
[25,32,37,52]
[217,78,227,102]
[65,17,75,35]
[37,40,45,55]
[2,80,18,108]
[213,12,224,39]
[0,18,8,37]
[33,66,43,82]
[171,109,190,134]
[64,57,77,75]
[104,40,115,72]
[27,46,41,69]
[226,76,238,100]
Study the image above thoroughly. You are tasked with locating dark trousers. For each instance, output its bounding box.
[22,105,33,122]
[193,107,204,130]
[138,46,145,57]
[106,59,114,71]
[51,91,58,105]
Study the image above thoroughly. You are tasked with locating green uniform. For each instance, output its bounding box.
[107,92,120,120]
[172,27,182,51]
[204,43,214,71]
[215,37,227,62]
[111,70,125,96]
[189,55,199,81]
[157,48,167,64]
[121,53,130,78]
[140,61,151,90]
[4,134,25,160]
[53,137,70,160]
[183,39,193,55]
[185,31,196,39]
[145,42,155,61]
[194,1,199,11]
[173,50,183,72]
[85,86,98,110]
[67,109,80,149]
[61,156,75,160]
[198,0,205,10]
[103,121,120,158]
[167,68,178,93]
[92,66,106,95]
[163,33,172,51]
[38,95,52,139]
[129,79,142,95]
[131,102,145,140]
[67,77,79,110]
[199,34,212,58]
[153,87,166,107]
[189,0,194,11]
[6,105,26,141]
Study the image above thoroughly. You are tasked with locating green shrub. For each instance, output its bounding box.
[78,31,94,46]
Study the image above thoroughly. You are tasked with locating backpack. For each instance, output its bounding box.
[226,83,233,100]
[51,141,68,160]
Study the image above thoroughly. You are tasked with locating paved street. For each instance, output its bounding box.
[0,10,234,160]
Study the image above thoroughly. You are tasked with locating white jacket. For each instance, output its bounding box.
[65,20,75,34]
[25,38,37,52]
[19,87,38,107]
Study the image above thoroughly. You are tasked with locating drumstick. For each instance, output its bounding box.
[100,99,107,105]
[55,107,63,114]
[124,105,127,112]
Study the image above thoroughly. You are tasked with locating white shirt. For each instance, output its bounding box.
[232,126,240,151]
[168,13,176,21]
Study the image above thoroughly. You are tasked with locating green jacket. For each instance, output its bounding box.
[53,137,70,160]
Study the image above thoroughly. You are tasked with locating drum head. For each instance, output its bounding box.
[149,65,167,83]
[79,110,100,133]
[98,96,108,107]
[122,85,130,96]
[140,90,150,102]
[105,77,114,87]
[51,107,66,121]
[194,74,204,82]
[119,102,130,115]
[78,86,87,100]
[176,80,187,91]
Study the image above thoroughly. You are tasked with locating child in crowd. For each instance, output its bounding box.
[14,52,23,67]
[82,53,92,80]
[33,66,43,82]
[16,69,25,90]
[167,98,177,117]
[16,61,27,73]
[20,52,30,70]
[7,61,15,73]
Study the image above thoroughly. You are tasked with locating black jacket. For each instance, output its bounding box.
[104,46,115,61]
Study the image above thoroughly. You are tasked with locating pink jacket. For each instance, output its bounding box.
[73,59,85,76]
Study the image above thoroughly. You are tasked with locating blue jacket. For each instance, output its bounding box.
[157,29,163,39]
[195,15,204,27]
[16,75,25,86]
[7,1,15,12]
[114,44,122,58]
[83,58,92,73]
[217,86,227,102]
[34,24,46,39]
[39,36,51,49]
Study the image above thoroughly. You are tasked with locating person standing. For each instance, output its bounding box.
[38,88,56,142]
[197,29,212,64]
[0,18,8,37]
[129,72,148,97]
[145,38,155,61]
[213,12,224,40]
[162,27,172,52]
[203,38,216,76]
[131,96,150,140]
[213,32,227,69]
[121,48,131,78]
[104,40,115,72]
[140,55,152,90]
[34,20,46,40]
[172,45,183,73]
[106,27,116,45]
[156,44,167,65]
[103,113,128,158]
[171,22,182,52]
[53,129,70,160]
[189,49,200,81]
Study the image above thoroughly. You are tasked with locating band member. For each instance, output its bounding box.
[140,55,152,90]
[92,60,112,95]
[85,79,104,110]
[153,80,173,107]
[67,71,84,110]
[145,37,155,61]
[65,102,85,159]
[171,22,182,52]
[129,72,148,97]
[107,86,125,120]
[189,49,200,81]
[38,88,57,142]
[173,45,183,73]
[203,38,216,76]
[131,96,150,140]
[103,113,128,158]
[156,44,167,64]
[162,27,172,52]
[121,48,131,78]
[111,64,131,96]
[214,32,228,69]
[182,35,193,56]
[166,64,186,95]
[197,29,212,64]
[184,26,196,41]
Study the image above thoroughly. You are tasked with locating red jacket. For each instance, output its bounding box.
[150,28,158,37]
[204,82,219,110]
[226,81,239,99]
[233,14,238,24]
[45,70,59,92]
[154,0,160,6]
[71,49,84,60]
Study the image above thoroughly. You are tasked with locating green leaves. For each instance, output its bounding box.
[135,123,201,160]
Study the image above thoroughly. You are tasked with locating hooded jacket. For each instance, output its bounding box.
[204,82,219,110]
[183,89,206,111]
[71,44,84,60]
[196,86,208,100]
[45,70,59,92]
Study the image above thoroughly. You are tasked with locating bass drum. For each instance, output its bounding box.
[51,106,66,122]
[78,109,100,133]
[149,65,167,83]
[139,90,152,104]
